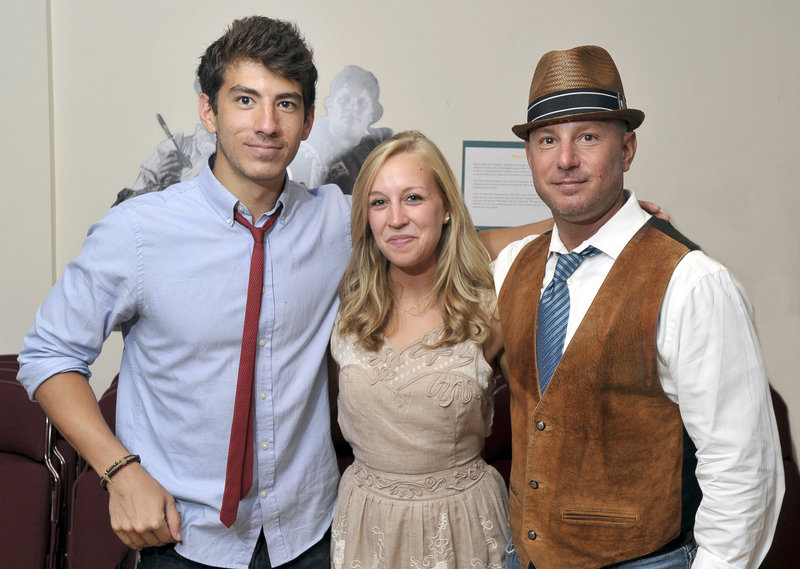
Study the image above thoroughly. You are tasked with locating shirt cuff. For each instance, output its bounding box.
[692,545,747,569]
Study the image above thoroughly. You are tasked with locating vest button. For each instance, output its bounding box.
[527,530,537,540]
[529,480,539,489]
[536,420,546,430]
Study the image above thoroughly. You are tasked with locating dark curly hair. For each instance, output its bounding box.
[197,16,317,119]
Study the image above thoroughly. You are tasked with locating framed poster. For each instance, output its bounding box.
[461,140,550,229]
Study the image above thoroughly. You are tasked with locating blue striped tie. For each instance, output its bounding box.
[536,246,601,393]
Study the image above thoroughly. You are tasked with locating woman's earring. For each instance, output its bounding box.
[444,214,451,224]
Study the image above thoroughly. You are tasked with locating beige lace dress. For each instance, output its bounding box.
[330,321,510,569]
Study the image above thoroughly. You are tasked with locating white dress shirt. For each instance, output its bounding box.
[493,192,784,569]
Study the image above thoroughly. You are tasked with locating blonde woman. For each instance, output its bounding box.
[330,130,513,568]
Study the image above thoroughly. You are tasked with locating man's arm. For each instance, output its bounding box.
[19,206,181,551]
[478,219,553,260]
[35,372,181,550]
[659,256,784,569]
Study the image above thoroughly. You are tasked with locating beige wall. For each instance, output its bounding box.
[1,2,53,352]
[4,1,799,457]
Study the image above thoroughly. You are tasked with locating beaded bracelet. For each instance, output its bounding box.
[100,454,141,490]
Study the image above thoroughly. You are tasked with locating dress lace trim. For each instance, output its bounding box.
[350,457,487,500]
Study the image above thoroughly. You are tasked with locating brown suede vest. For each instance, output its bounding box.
[498,219,699,569]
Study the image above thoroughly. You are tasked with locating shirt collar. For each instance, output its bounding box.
[197,158,302,228]
[549,190,651,260]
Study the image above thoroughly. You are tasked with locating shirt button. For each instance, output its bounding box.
[527,530,537,540]
[261,441,269,450]
[226,217,233,224]
[536,420,546,431]
[259,338,266,347]
[260,490,267,498]
[259,391,267,399]
[529,480,539,489]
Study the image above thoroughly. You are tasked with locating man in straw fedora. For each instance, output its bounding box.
[494,45,784,569]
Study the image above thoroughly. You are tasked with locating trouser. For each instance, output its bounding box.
[504,537,698,569]
[139,530,331,569]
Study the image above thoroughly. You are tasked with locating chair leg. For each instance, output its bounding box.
[45,419,66,569]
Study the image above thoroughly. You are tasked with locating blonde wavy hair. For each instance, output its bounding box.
[337,130,494,351]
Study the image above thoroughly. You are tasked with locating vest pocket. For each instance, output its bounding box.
[561,507,638,527]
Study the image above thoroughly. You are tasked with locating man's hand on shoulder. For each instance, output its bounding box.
[106,463,182,550]
[638,199,670,221]
[479,218,555,261]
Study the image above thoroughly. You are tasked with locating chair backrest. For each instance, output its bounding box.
[0,354,19,366]
[482,369,512,485]
[761,387,800,568]
[65,374,126,569]
[0,375,61,569]
[0,378,49,461]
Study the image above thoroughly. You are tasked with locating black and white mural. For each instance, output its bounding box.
[114,65,391,205]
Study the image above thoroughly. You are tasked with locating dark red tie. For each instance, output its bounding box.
[220,203,283,528]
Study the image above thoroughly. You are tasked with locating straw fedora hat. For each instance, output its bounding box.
[512,45,644,140]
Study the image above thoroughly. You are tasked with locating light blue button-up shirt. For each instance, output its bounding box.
[18,163,352,567]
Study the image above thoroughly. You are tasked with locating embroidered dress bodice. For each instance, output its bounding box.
[330,319,510,569]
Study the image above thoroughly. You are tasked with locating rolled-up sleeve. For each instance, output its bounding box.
[18,205,140,398]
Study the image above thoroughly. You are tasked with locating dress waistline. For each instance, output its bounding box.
[349,457,487,500]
